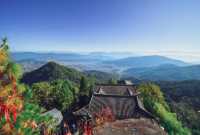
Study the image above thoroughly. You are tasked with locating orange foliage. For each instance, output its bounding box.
[0,39,28,134]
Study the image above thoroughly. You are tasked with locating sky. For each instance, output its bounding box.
[1,0,200,62]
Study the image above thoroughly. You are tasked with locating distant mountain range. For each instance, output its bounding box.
[12,52,119,72]
[123,64,200,81]
[11,52,115,62]
[105,55,188,68]
[12,52,189,73]
[15,52,200,81]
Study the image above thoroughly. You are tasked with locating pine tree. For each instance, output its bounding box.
[80,76,89,96]
[0,38,54,134]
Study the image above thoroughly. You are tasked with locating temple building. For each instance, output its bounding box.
[72,83,161,135]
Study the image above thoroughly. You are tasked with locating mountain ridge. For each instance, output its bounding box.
[21,61,84,85]
[105,55,188,68]
[123,64,200,81]
[13,52,190,73]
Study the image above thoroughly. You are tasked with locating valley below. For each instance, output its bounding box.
[14,52,200,135]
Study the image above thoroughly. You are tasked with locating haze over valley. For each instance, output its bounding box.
[13,51,200,82]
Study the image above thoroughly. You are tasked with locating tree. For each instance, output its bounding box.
[80,76,90,96]
[51,80,75,111]
[32,80,77,111]
[138,83,191,135]
[0,38,53,134]
[32,82,54,110]
[138,83,169,111]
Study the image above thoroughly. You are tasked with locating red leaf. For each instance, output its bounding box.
[12,108,17,122]
[5,108,10,122]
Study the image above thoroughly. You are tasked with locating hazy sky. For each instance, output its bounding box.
[1,0,200,62]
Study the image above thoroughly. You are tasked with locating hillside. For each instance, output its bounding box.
[105,55,187,68]
[124,64,200,81]
[21,61,84,85]
[156,80,200,113]
[21,62,117,85]
[156,80,200,134]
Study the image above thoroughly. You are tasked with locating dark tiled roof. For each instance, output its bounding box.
[73,84,154,121]
[73,105,91,117]
[89,95,137,119]
[94,85,138,96]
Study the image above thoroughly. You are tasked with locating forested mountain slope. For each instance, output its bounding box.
[21,61,84,85]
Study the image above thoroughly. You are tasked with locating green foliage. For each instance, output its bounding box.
[171,103,200,135]
[32,80,78,111]
[32,82,54,109]
[80,76,90,96]
[79,75,96,97]
[138,83,169,111]
[138,83,191,135]
[15,102,54,135]
[6,62,23,79]
[1,38,9,51]
[154,103,191,135]
[51,80,75,111]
